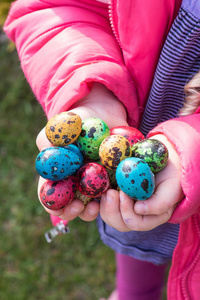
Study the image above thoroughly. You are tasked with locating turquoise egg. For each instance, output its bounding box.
[77,117,110,160]
[116,157,155,200]
[35,145,84,181]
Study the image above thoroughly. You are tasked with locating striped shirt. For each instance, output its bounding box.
[140,3,200,135]
[98,1,200,265]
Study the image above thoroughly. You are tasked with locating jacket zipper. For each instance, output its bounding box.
[180,214,200,299]
[108,0,123,49]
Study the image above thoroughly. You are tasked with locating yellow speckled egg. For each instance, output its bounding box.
[45,112,82,146]
[99,135,132,170]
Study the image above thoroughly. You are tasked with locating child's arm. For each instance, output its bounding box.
[3,0,139,126]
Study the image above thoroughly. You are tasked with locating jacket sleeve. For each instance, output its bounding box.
[148,112,200,223]
[3,0,139,124]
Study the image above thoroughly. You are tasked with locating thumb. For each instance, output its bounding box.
[36,127,53,151]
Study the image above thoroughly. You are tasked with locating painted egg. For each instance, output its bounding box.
[35,145,84,181]
[76,117,110,160]
[132,139,168,173]
[99,135,132,170]
[97,161,117,189]
[45,112,82,146]
[110,126,145,146]
[64,144,84,157]
[74,189,93,205]
[77,162,110,197]
[116,157,155,200]
[40,177,77,210]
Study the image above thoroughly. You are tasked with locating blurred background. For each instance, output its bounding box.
[0,1,116,299]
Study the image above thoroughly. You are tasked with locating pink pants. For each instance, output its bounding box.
[116,253,168,300]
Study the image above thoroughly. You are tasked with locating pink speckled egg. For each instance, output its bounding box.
[40,176,77,210]
[77,162,110,197]
[110,126,145,147]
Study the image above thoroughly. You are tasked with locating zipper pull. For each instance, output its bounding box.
[45,220,70,243]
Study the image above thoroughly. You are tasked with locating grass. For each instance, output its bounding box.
[0,36,116,300]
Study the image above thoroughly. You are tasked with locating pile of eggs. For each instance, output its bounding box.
[35,112,168,210]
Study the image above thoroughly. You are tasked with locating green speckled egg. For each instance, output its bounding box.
[132,139,168,173]
[77,117,110,160]
[99,135,132,170]
[45,112,82,146]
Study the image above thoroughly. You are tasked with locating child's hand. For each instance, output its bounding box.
[36,83,128,222]
[100,134,184,231]
[36,127,101,221]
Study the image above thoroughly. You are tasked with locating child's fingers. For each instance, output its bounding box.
[36,127,53,151]
[134,177,184,216]
[120,191,174,231]
[100,189,129,231]
[38,176,100,221]
[54,199,85,221]
[78,200,100,221]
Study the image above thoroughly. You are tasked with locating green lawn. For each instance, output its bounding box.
[0,36,116,300]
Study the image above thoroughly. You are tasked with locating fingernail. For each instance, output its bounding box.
[88,209,98,216]
[119,190,125,203]
[70,207,80,214]
[102,192,113,204]
[106,195,113,204]
[101,194,106,202]
[135,201,147,215]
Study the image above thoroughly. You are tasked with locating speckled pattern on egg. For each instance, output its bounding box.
[132,139,168,173]
[40,177,77,210]
[74,189,93,205]
[76,117,110,160]
[77,162,110,197]
[45,112,82,146]
[110,126,145,146]
[35,145,84,181]
[97,160,117,189]
[116,157,155,200]
[99,135,132,170]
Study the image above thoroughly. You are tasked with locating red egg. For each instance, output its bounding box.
[110,126,145,146]
[77,162,110,197]
[40,177,77,210]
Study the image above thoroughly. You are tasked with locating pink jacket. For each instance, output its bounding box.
[4,1,200,298]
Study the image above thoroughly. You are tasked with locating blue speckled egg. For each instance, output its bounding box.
[35,145,84,181]
[116,157,155,200]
